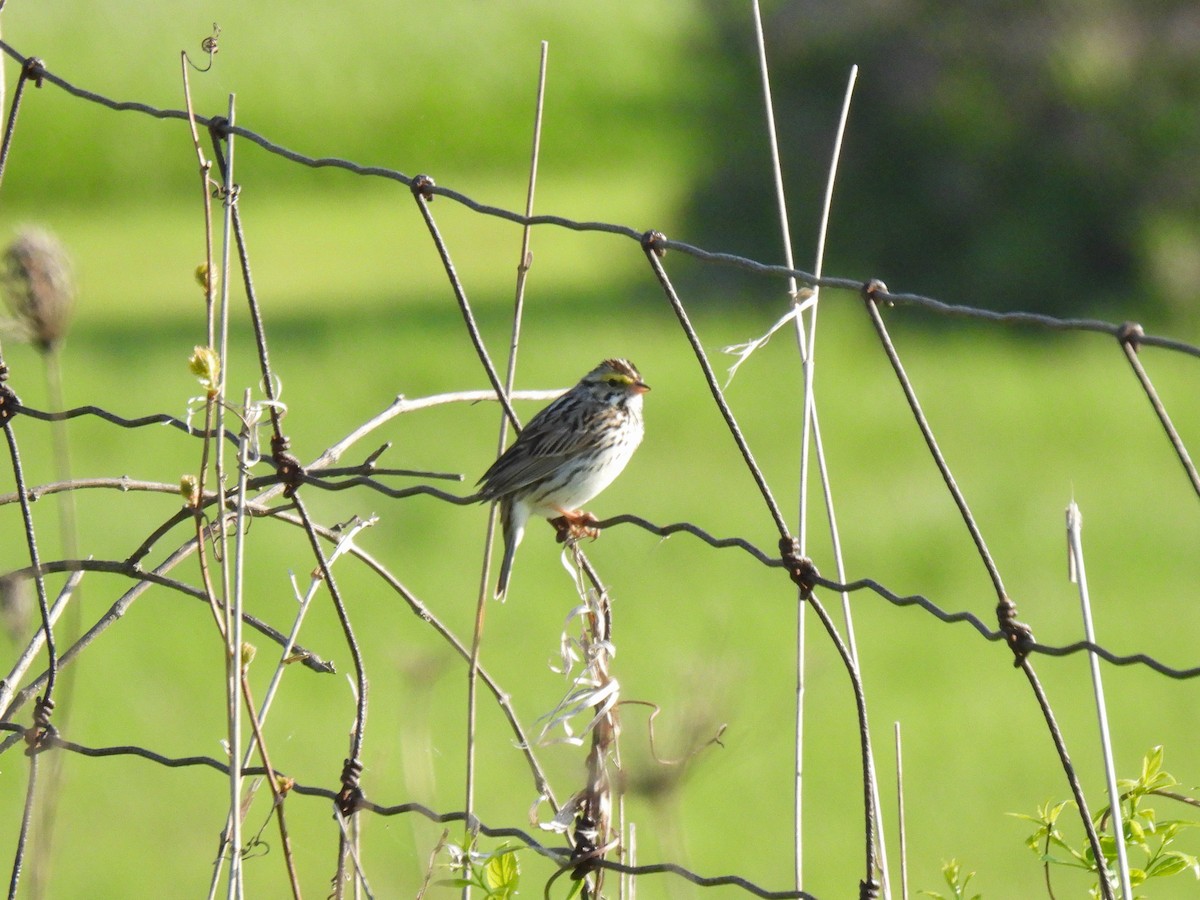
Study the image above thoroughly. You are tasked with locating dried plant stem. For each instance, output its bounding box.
[215,95,241,900]
[895,723,907,900]
[226,386,254,899]
[749,3,879,889]
[751,0,813,885]
[3,416,55,900]
[0,573,82,716]
[0,13,5,119]
[7,751,38,900]
[182,80,242,899]
[42,353,78,598]
[1067,503,1130,899]
[747,0,803,871]
[238,674,302,899]
[181,49,217,345]
[465,41,548,891]
[28,347,80,898]
[803,65,895,899]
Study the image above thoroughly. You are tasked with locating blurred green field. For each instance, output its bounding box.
[3,4,1200,899]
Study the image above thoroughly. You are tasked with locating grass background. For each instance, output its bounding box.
[2,2,1200,898]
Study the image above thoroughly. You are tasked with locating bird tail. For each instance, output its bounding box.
[495,498,525,600]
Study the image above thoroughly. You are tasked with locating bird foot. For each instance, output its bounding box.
[550,510,600,544]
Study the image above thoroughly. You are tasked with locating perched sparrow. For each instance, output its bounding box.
[478,358,649,598]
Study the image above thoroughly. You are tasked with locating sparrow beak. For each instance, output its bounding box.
[633,381,650,394]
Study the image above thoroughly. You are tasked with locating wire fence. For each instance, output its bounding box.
[1,27,1199,900]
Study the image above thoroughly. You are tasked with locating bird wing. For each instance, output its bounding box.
[478,395,601,497]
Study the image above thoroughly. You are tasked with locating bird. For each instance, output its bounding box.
[478,358,649,599]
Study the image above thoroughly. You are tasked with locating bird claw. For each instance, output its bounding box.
[551,510,600,544]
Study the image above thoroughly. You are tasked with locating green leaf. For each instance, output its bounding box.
[1009,812,1046,824]
[920,859,982,900]
[1146,850,1199,878]
[942,859,962,886]
[1143,746,1165,784]
[1136,806,1157,831]
[1127,818,1147,846]
[483,849,519,895]
[1046,800,1071,824]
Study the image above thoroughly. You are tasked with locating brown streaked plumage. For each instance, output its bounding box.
[478,358,649,598]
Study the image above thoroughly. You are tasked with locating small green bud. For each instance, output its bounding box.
[188,345,221,394]
[194,263,218,294]
[180,474,200,507]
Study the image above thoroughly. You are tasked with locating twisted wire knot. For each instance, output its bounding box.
[336,758,364,817]
[410,174,436,202]
[640,230,667,257]
[207,115,232,142]
[22,57,46,88]
[1118,320,1145,352]
[996,596,1035,666]
[271,434,304,498]
[25,695,56,757]
[861,278,890,306]
[0,384,20,424]
[779,536,818,598]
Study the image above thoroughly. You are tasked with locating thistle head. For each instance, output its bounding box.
[1,227,75,354]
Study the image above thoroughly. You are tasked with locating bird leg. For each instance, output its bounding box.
[550,509,601,544]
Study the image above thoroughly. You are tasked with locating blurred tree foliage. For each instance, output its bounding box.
[687,1,1200,323]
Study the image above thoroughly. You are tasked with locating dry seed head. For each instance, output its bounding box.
[1,227,75,353]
